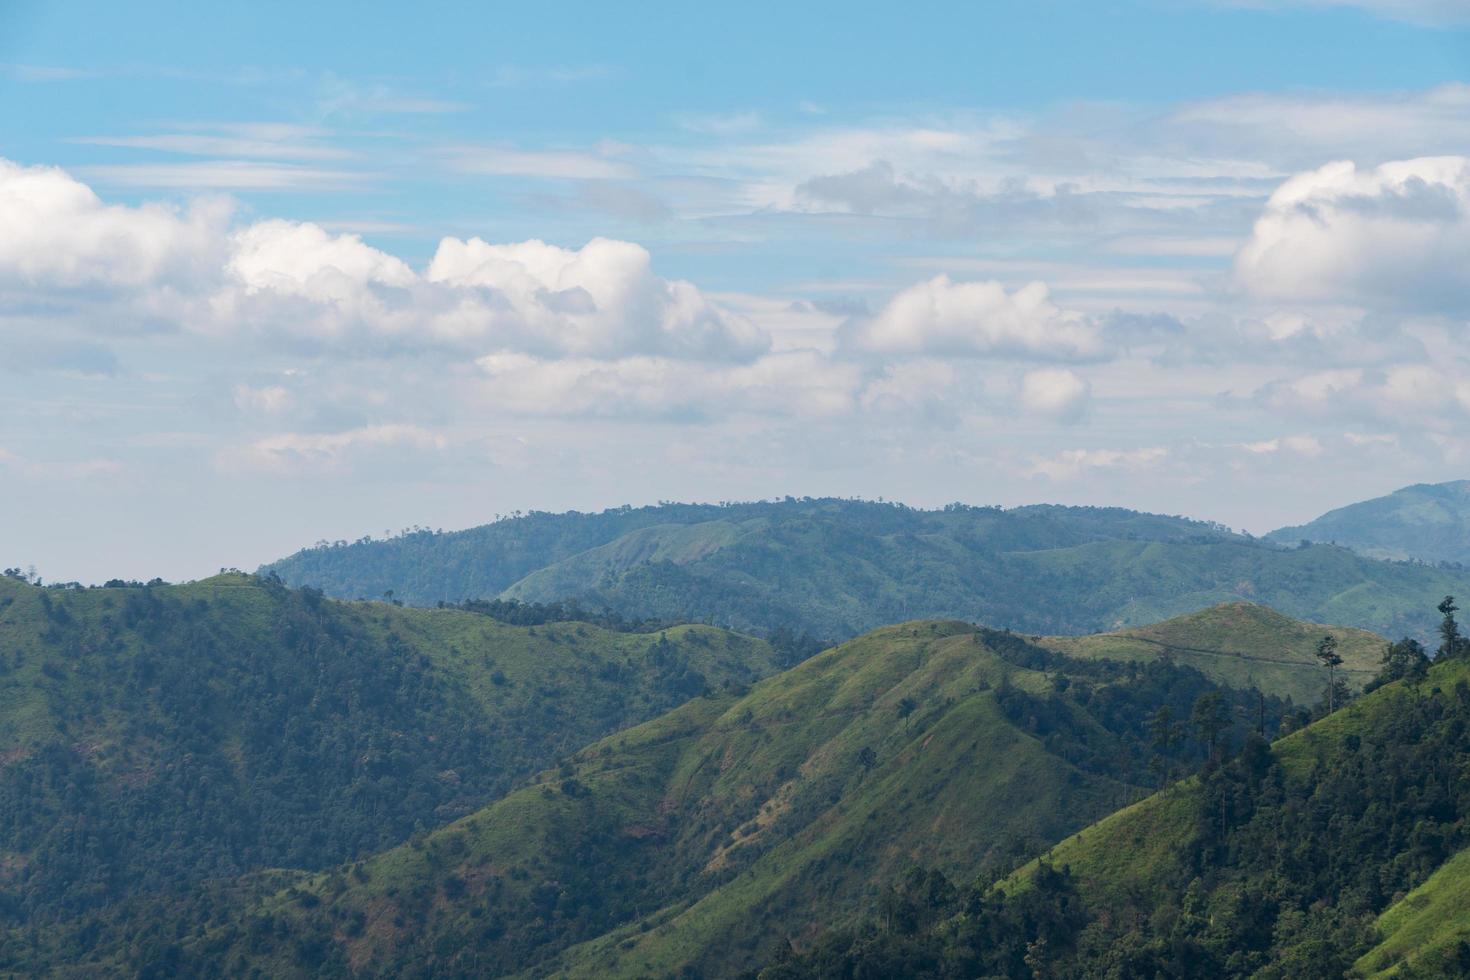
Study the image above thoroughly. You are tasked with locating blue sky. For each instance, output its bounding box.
[3,0,1470,581]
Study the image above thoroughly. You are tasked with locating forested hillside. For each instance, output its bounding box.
[0,572,777,973]
[162,620,1290,978]
[768,638,1470,978]
[1267,480,1470,566]
[262,499,1470,642]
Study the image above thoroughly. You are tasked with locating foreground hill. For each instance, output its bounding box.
[263,498,1470,641]
[772,650,1470,978]
[1039,602,1385,704]
[1267,480,1470,566]
[0,573,776,972]
[168,620,1287,978]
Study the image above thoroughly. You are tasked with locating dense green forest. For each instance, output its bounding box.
[1267,480,1470,566]
[151,620,1299,978]
[765,632,1470,978]
[0,572,778,973]
[262,498,1470,641]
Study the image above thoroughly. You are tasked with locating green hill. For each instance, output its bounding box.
[262,499,1470,643]
[1267,480,1470,566]
[771,650,1470,978]
[0,572,777,972]
[1358,844,1470,977]
[165,620,1290,979]
[1040,602,1385,704]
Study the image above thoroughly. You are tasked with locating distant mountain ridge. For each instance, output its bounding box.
[1267,480,1470,566]
[263,498,1470,642]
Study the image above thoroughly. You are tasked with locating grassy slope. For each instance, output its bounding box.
[998,657,1470,971]
[1357,845,1470,977]
[1040,601,1385,704]
[267,499,1470,643]
[186,623,1150,978]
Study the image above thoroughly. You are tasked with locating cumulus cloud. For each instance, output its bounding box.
[429,237,768,360]
[841,276,1105,360]
[1235,156,1470,313]
[0,158,766,362]
[0,158,227,288]
[1018,368,1091,422]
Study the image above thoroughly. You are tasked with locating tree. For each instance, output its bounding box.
[1315,635,1344,712]
[1371,637,1429,690]
[896,697,917,723]
[1439,596,1463,660]
[1148,705,1181,782]
[1190,692,1230,759]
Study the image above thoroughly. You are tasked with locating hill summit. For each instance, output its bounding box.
[1267,480,1470,566]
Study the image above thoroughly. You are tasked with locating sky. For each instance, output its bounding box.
[3,0,1470,583]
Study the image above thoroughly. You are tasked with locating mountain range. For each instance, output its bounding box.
[12,483,1470,978]
[263,497,1470,643]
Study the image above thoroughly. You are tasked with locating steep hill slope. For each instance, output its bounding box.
[1267,480,1470,565]
[771,653,1470,978]
[170,621,1284,979]
[1357,844,1470,977]
[0,573,776,972]
[1040,602,1385,704]
[263,499,1470,642]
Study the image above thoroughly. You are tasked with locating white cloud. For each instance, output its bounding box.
[1235,435,1323,455]
[1344,431,1400,447]
[0,158,227,288]
[841,276,1105,360]
[229,220,417,296]
[0,158,765,362]
[1235,156,1470,312]
[1027,446,1168,480]
[428,237,768,360]
[1018,368,1091,422]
